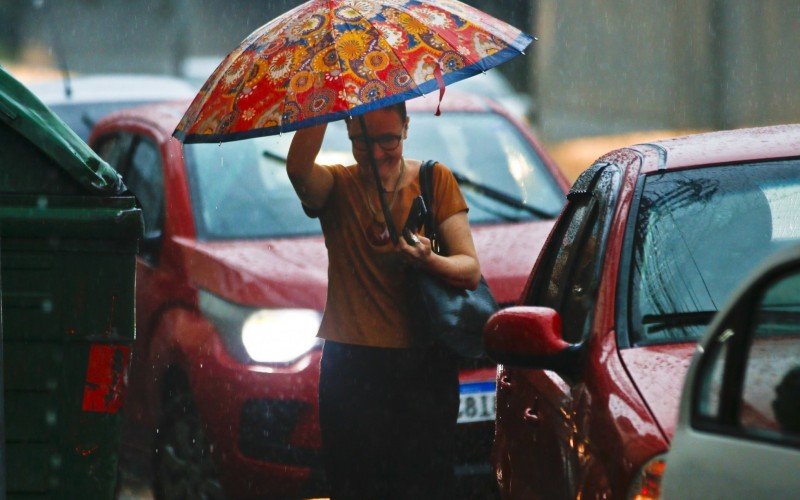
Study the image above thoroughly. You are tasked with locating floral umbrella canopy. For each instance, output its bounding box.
[174,0,534,144]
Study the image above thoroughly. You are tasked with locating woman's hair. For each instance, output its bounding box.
[346,101,407,124]
[387,101,408,123]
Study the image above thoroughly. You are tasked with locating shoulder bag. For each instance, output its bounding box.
[408,160,499,358]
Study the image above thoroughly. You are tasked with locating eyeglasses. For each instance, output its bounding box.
[349,134,403,151]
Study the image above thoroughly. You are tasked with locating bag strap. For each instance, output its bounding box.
[419,160,441,253]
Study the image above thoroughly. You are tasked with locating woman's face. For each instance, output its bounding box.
[347,107,409,182]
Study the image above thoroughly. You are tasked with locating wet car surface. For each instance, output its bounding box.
[89,91,568,498]
[484,124,800,499]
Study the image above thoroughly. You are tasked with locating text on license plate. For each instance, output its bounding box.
[458,381,496,424]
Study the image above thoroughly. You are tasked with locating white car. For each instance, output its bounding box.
[663,244,800,499]
[28,74,196,141]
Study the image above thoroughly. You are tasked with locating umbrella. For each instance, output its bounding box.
[173,0,534,144]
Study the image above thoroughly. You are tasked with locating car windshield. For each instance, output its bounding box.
[184,111,564,240]
[629,159,800,346]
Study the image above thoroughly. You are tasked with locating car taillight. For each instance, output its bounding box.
[627,454,666,500]
[82,344,131,413]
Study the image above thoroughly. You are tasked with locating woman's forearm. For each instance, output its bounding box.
[423,252,481,290]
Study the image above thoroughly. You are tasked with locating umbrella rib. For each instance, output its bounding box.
[397,2,526,73]
[390,2,463,55]
[276,11,307,133]
[355,8,425,99]
[326,0,353,117]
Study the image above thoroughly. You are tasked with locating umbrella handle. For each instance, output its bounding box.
[360,115,399,245]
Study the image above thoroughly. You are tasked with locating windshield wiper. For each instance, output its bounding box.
[641,310,717,333]
[451,170,558,219]
[262,149,287,163]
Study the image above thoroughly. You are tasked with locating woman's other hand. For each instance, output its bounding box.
[396,211,481,290]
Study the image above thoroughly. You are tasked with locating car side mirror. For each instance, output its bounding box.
[483,306,583,375]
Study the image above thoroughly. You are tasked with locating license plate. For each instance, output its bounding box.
[458,381,496,424]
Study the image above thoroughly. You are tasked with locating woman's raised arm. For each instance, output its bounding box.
[286,123,334,210]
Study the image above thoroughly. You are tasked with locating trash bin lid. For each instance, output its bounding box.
[0,66,125,195]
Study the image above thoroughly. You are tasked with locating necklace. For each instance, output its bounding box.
[365,158,405,246]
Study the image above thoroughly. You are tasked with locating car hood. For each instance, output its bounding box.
[176,219,555,309]
[618,343,697,440]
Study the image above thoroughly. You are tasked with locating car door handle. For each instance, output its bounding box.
[523,407,540,424]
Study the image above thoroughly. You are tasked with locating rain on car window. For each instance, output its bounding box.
[630,159,800,346]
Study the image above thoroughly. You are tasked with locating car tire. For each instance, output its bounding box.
[152,372,226,500]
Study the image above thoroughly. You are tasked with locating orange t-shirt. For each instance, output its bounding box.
[313,162,468,348]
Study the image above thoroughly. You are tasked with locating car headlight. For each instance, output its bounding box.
[627,454,666,500]
[198,289,321,364]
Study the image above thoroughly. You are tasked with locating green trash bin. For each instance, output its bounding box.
[0,67,143,498]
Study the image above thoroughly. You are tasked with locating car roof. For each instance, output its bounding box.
[94,90,506,136]
[629,124,800,173]
[28,74,197,105]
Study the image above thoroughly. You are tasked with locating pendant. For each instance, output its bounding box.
[366,220,391,246]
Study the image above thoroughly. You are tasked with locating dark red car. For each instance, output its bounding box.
[89,92,568,498]
[484,124,800,499]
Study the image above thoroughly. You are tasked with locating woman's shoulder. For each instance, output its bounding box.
[428,161,457,183]
[410,159,452,175]
[322,163,358,179]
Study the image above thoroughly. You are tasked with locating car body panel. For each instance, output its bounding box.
[617,344,696,439]
[664,433,800,499]
[630,124,800,173]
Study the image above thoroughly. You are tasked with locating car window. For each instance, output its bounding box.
[525,166,620,343]
[183,112,564,240]
[629,160,800,346]
[695,332,729,420]
[406,114,564,220]
[94,133,136,174]
[125,138,164,238]
[740,269,800,438]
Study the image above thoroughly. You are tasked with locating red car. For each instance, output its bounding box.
[483,124,800,499]
[89,92,568,498]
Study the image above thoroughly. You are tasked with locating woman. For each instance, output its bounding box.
[286,102,480,499]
